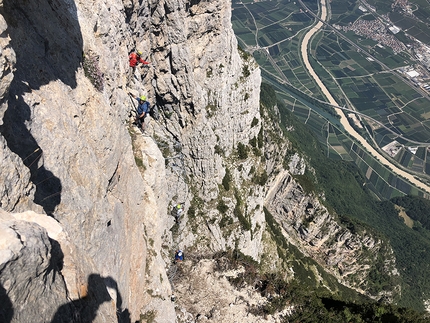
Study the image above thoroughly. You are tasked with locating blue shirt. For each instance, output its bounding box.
[136,99,150,115]
[175,250,184,261]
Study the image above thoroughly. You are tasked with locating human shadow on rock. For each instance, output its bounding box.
[0,0,83,214]
[51,274,132,323]
[0,284,13,323]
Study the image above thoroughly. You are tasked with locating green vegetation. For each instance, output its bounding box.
[234,189,251,231]
[252,169,268,186]
[217,199,229,214]
[257,125,264,149]
[238,45,251,60]
[139,310,156,323]
[272,90,430,310]
[249,136,263,156]
[260,82,278,109]
[206,103,217,118]
[134,156,144,168]
[392,195,430,230]
[242,65,250,78]
[214,144,224,156]
[82,50,104,91]
[237,142,249,159]
[292,173,316,194]
[222,168,232,191]
[219,213,233,228]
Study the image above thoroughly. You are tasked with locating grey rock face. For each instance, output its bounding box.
[0,13,15,106]
[0,210,68,323]
[265,170,399,299]
[0,10,33,212]
[0,0,155,321]
[147,0,265,261]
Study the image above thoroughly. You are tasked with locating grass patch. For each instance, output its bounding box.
[139,310,156,323]
[83,50,104,91]
[237,142,248,159]
[222,168,233,191]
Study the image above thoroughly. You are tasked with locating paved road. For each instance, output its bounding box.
[300,0,430,193]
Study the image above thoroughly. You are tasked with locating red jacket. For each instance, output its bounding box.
[129,52,149,67]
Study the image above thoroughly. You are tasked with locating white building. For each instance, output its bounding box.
[406,70,420,78]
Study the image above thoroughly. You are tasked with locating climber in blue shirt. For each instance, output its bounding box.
[175,250,184,262]
[129,93,150,130]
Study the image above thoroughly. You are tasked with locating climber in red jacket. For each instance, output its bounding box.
[128,50,149,83]
[129,50,149,68]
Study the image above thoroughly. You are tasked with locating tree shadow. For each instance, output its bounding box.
[51,274,132,323]
[0,0,83,214]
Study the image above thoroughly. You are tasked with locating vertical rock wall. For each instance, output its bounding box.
[0,0,263,321]
[146,0,265,260]
[0,0,166,321]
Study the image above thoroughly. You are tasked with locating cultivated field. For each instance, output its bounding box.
[232,0,430,199]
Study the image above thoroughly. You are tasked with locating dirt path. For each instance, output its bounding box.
[300,0,430,194]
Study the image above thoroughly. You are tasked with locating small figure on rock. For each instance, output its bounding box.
[129,93,150,131]
[128,50,149,83]
[171,203,184,224]
[175,250,184,263]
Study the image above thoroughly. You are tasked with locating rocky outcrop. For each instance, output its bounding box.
[172,258,293,323]
[0,5,32,212]
[265,169,399,299]
[0,10,14,106]
[0,210,68,322]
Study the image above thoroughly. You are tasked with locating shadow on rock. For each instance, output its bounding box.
[0,284,13,323]
[0,0,83,214]
[51,274,132,323]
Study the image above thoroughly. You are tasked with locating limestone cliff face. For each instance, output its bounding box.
[147,0,265,260]
[0,0,262,321]
[265,170,399,299]
[260,105,399,301]
[0,0,170,321]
